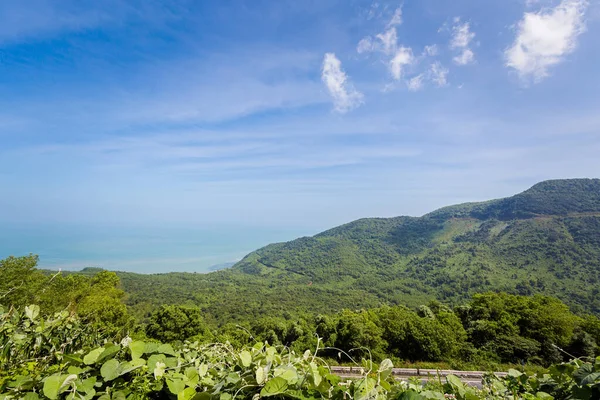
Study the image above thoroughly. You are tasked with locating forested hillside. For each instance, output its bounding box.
[116,179,600,321]
[3,255,600,369]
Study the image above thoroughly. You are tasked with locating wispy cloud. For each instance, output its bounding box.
[453,49,475,65]
[390,47,414,80]
[0,1,106,44]
[505,0,588,82]
[450,19,476,65]
[357,4,408,59]
[407,74,425,91]
[430,62,449,87]
[13,125,422,176]
[321,53,364,113]
[424,45,439,56]
[387,7,403,27]
[450,20,475,49]
[0,48,325,131]
[377,28,399,55]
[357,6,459,91]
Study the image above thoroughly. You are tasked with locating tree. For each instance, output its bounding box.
[334,310,386,360]
[76,271,132,337]
[0,255,43,309]
[377,305,466,361]
[146,305,206,343]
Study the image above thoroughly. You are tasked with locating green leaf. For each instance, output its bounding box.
[256,366,266,384]
[25,305,40,321]
[508,369,523,378]
[22,393,40,400]
[226,372,241,385]
[309,362,321,387]
[78,377,97,394]
[420,390,444,400]
[198,363,209,378]
[112,391,127,400]
[157,343,176,356]
[260,376,288,397]
[446,374,463,388]
[67,366,86,375]
[240,350,252,367]
[184,367,199,386]
[165,356,179,368]
[119,359,146,375]
[100,359,120,381]
[178,387,198,400]
[97,344,120,363]
[446,375,466,397]
[378,359,393,379]
[130,341,146,360]
[191,392,212,400]
[324,373,341,386]
[62,354,83,366]
[274,366,299,384]
[463,391,480,400]
[43,375,63,400]
[397,390,425,400]
[83,348,104,365]
[535,392,554,400]
[61,375,78,390]
[147,354,167,369]
[581,372,600,385]
[42,374,76,400]
[144,342,160,354]
[354,377,377,400]
[167,379,186,395]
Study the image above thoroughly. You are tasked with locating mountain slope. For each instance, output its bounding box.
[114,179,600,323]
[230,179,600,314]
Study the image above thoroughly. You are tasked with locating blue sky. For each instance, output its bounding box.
[1,0,600,235]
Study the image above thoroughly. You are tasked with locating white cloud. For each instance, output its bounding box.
[358,28,402,56]
[387,7,403,27]
[357,36,375,54]
[321,53,364,113]
[453,49,475,65]
[505,0,588,81]
[451,22,475,49]
[430,62,449,86]
[390,47,414,80]
[424,44,439,56]
[407,74,425,91]
[376,28,398,55]
[449,19,476,65]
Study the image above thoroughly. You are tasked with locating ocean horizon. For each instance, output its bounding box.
[0,223,312,274]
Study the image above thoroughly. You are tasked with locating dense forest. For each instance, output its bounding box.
[2,255,600,368]
[2,255,600,399]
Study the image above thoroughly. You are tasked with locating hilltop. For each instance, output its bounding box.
[117,179,600,322]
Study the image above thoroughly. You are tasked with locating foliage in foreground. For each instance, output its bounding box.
[2,306,600,400]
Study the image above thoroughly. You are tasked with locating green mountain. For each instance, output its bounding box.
[119,179,600,322]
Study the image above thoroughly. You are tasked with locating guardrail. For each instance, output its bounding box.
[329,366,508,379]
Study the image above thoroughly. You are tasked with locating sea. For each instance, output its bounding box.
[0,223,311,274]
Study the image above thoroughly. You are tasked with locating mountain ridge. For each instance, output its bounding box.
[98,178,600,323]
[227,178,600,315]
